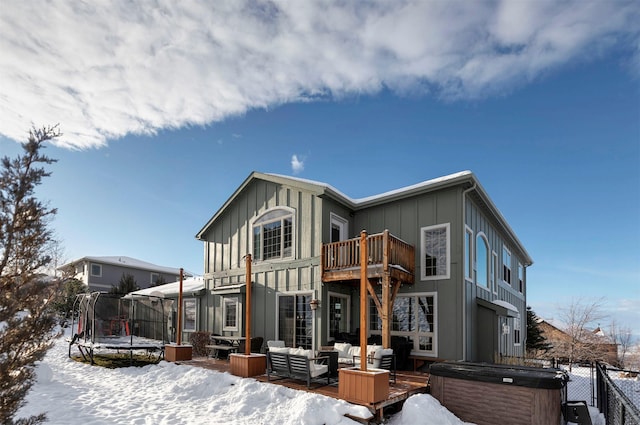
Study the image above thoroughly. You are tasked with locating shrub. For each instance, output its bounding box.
[189,331,211,357]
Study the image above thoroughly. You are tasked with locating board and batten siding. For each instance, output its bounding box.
[464,195,526,358]
[351,185,466,360]
[201,178,325,341]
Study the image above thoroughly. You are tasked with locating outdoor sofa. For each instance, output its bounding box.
[266,346,332,388]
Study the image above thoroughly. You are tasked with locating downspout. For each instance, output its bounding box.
[461,182,476,361]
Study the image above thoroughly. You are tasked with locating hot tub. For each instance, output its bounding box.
[429,362,568,425]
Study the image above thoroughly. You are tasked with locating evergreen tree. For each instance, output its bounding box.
[51,278,87,319]
[0,126,62,424]
[526,306,551,356]
[109,273,139,295]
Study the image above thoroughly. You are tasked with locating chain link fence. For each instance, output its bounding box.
[596,363,640,425]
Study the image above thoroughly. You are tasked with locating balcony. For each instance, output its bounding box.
[321,230,415,284]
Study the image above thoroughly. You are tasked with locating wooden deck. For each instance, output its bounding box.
[321,230,415,284]
[180,357,429,423]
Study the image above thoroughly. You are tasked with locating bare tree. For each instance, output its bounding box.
[609,320,636,369]
[555,297,608,371]
[0,126,62,424]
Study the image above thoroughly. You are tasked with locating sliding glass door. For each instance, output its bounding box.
[277,293,313,349]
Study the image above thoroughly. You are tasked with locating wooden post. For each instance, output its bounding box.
[382,230,390,348]
[245,254,252,355]
[177,267,183,345]
[360,230,368,372]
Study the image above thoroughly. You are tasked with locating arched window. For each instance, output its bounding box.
[476,234,489,289]
[252,207,294,261]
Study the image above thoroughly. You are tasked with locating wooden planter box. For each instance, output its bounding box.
[165,344,193,362]
[230,353,267,378]
[338,368,389,404]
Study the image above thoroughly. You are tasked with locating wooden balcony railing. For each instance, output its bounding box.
[321,230,415,283]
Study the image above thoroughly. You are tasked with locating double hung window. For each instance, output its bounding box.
[502,246,512,285]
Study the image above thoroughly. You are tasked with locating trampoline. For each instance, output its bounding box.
[68,292,173,364]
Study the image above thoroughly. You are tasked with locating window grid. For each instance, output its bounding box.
[421,224,449,280]
[502,246,512,285]
[252,209,294,261]
[369,294,436,354]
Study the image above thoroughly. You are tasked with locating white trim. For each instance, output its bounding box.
[513,313,522,346]
[420,223,450,281]
[222,296,241,332]
[368,291,438,357]
[502,245,512,286]
[475,232,490,290]
[465,226,473,282]
[90,263,102,277]
[492,251,499,295]
[326,291,351,341]
[329,213,349,242]
[275,290,315,349]
[250,206,296,262]
[182,298,197,332]
[517,262,524,293]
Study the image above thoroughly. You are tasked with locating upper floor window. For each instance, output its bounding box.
[492,251,498,294]
[252,208,294,261]
[150,273,159,284]
[421,223,450,280]
[502,246,511,285]
[518,263,524,293]
[465,227,473,281]
[476,234,489,289]
[90,263,102,277]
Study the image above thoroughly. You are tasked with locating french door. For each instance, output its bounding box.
[277,293,313,349]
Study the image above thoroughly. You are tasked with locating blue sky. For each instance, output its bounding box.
[1,1,638,338]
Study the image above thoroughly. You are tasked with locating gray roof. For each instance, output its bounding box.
[196,170,533,265]
[58,255,193,276]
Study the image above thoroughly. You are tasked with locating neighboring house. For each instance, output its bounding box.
[128,276,206,343]
[58,256,191,292]
[195,171,532,363]
[538,320,619,365]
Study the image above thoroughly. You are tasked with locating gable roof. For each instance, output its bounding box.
[58,256,192,276]
[196,170,532,265]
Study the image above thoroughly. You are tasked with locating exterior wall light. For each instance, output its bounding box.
[309,299,320,311]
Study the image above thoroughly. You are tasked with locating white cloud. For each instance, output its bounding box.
[0,0,638,149]
[291,154,304,174]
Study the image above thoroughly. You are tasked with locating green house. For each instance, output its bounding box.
[195,170,532,364]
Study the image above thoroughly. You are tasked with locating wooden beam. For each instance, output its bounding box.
[360,230,368,372]
[367,279,382,313]
[245,254,252,355]
[382,273,390,348]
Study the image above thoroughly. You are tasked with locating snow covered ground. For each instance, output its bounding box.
[18,328,625,424]
[17,330,472,425]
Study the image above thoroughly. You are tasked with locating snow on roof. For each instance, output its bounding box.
[265,170,473,206]
[60,255,191,276]
[127,276,205,298]
[492,299,519,313]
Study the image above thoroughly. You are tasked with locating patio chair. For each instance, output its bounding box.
[318,350,339,383]
[238,337,264,354]
[378,354,397,383]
